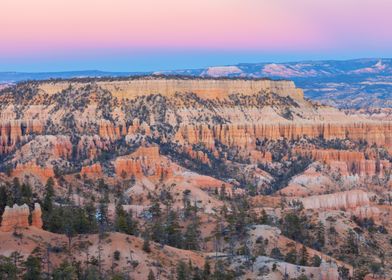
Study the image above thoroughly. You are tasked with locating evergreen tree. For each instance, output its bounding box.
[11,178,22,205]
[202,259,211,280]
[259,209,269,224]
[314,221,325,250]
[299,245,309,266]
[0,256,18,280]
[23,255,42,280]
[284,249,297,264]
[184,217,201,250]
[52,261,77,280]
[21,183,33,205]
[43,178,55,214]
[114,203,138,235]
[343,229,359,255]
[282,212,304,241]
[270,247,284,260]
[165,210,183,248]
[176,261,188,280]
[97,202,109,236]
[0,186,8,214]
[148,269,156,280]
[311,255,322,267]
[143,237,151,253]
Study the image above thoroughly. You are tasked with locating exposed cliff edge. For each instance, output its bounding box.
[0,77,391,186]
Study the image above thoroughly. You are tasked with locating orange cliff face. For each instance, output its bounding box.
[31,203,43,229]
[175,122,392,150]
[11,162,55,181]
[0,204,30,232]
[296,148,391,177]
[0,203,43,232]
[0,120,43,154]
[114,146,173,180]
[80,163,103,178]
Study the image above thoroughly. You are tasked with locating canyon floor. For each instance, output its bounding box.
[0,77,391,280]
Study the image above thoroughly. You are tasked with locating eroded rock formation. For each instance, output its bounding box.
[0,203,43,232]
[31,203,43,229]
[175,122,392,150]
[298,190,370,210]
[0,204,30,232]
[114,146,172,180]
[80,163,103,177]
[296,149,391,176]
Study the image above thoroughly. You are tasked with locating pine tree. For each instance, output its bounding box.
[97,202,108,236]
[114,203,138,235]
[299,245,309,266]
[23,255,41,280]
[343,229,359,255]
[21,183,32,205]
[165,210,183,248]
[148,269,156,280]
[176,261,188,280]
[202,259,211,280]
[284,249,297,264]
[143,237,151,253]
[259,209,269,224]
[43,178,55,214]
[11,178,22,205]
[184,217,201,250]
[0,256,18,280]
[315,221,325,250]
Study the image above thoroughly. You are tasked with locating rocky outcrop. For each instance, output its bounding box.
[77,135,111,160]
[0,204,30,232]
[0,120,43,154]
[175,122,392,149]
[31,203,43,229]
[297,190,370,210]
[0,203,43,232]
[99,120,127,140]
[353,206,382,221]
[80,163,103,177]
[11,162,55,181]
[297,149,391,176]
[104,78,304,100]
[114,146,172,180]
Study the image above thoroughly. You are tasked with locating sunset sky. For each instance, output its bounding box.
[1,0,391,72]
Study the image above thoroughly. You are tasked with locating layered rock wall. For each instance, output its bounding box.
[297,149,391,176]
[114,146,172,180]
[0,120,43,154]
[101,78,304,100]
[175,122,392,149]
[298,190,370,210]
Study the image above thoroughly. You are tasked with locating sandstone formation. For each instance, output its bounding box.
[96,78,305,100]
[114,146,173,180]
[80,163,103,178]
[0,203,43,232]
[297,148,391,176]
[297,190,370,210]
[11,163,55,182]
[175,122,392,150]
[31,203,43,229]
[0,204,30,232]
[0,120,43,154]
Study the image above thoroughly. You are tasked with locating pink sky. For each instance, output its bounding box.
[1,0,392,71]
